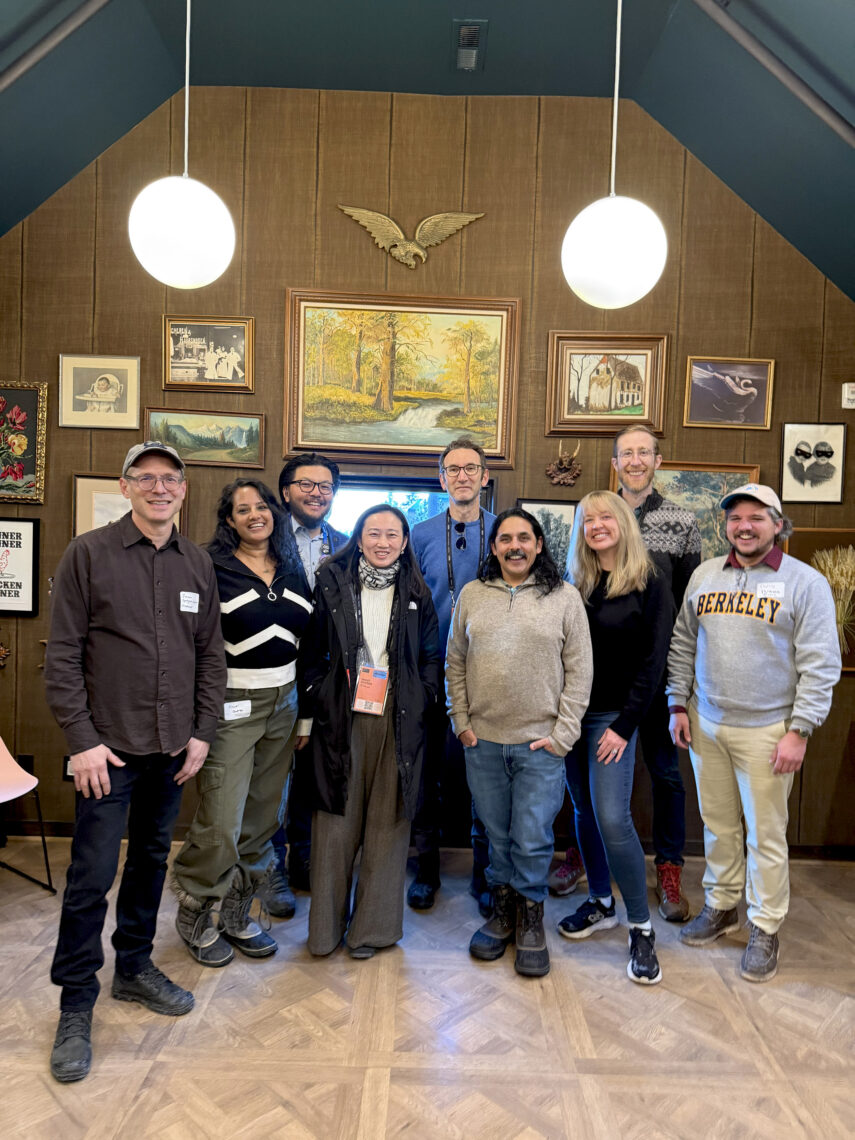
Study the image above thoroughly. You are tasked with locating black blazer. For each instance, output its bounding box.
[298,557,441,820]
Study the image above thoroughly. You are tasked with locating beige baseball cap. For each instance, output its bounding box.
[122,440,185,476]
[720,483,782,513]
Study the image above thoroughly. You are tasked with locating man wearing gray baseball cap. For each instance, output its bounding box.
[44,440,225,1081]
[666,483,840,981]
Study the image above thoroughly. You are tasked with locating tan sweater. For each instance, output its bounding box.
[445,576,593,755]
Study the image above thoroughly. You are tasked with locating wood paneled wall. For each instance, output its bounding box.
[0,89,852,844]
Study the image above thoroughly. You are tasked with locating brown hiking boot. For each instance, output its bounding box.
[656,862,690,922]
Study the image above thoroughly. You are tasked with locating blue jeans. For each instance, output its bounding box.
[51,750,185,1010]
[564,711,649,925]
[465,739,566,902]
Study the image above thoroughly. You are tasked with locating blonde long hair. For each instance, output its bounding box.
[570,490,654,601]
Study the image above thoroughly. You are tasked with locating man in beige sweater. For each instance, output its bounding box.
[446,508,592,977]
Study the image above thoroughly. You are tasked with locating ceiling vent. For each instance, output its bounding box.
[452,19,488,72]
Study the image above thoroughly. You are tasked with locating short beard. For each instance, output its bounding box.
[288,502,328,529]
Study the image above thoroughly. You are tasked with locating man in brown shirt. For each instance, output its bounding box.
[44,441,226,1083]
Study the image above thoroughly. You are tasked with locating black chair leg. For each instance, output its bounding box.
[0,787,57,895]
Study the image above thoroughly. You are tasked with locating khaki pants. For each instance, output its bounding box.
[688,706,793,934]
[172,683,298,903]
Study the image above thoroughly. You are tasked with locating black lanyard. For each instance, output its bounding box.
[446,510,485,608]
[353,579,399,662]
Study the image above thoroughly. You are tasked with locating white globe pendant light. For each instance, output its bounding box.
[561,0,667,309]
[128,0,235,289]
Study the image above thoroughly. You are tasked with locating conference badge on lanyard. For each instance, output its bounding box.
[352,665,390,715]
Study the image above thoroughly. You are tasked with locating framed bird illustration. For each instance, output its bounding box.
[338,206,484,267]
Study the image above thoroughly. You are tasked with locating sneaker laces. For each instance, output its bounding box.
[189,907,219,949]
[134,962,169,987]
[657,863,683,904]
[265,865,290,895]
[222,888,272,936]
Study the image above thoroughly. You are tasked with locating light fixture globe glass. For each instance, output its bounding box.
[561,195,667,309]
[128,175,236,289]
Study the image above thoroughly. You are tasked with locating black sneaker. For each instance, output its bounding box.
[627,927,662,985]
[50,1010,92,1082]
[407,879,439,910]
[557,896,619,940]
[111,962,194,1016]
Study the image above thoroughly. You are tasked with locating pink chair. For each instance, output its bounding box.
[0,735,56,894]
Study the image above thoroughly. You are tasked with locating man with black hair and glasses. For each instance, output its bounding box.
[408,439,496,913]
[259,453,348,916]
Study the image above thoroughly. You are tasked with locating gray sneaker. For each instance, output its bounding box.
[740,922,779,982]
[680,903,739,946]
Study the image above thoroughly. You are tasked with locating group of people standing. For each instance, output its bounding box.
[43,427,841,1084]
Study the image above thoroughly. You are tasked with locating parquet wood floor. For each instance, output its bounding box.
[1,840,853,1139]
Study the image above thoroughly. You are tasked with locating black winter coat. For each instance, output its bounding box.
[298,557,441,820]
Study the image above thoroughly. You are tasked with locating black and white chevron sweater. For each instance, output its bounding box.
[212,554,313,689]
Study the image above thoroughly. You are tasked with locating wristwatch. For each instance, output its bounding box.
[794,727,811,739]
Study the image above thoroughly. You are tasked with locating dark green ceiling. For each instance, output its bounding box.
[2,0,854,298]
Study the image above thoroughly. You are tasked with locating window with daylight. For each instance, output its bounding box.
[327,474,494,537]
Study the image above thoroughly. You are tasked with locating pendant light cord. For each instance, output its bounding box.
[608,0,622,198]
[183,0,191,178]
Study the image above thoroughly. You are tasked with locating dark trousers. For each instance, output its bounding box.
[411,699,489,885]
[270,749,312,872]
[637,684,686,865]
[51,750,185,1010]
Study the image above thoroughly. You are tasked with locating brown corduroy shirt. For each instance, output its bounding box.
[45,511,226,756]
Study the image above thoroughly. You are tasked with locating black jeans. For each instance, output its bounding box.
[51,750,185,1010]
[637,685,686,865]
[411,699,489,885]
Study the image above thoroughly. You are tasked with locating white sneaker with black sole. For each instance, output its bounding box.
[557,896,619,940]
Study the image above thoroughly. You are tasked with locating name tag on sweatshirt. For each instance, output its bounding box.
[756,582,785,600]
[224,700,251,720]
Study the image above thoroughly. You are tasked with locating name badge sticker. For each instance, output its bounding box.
[180,591,200,612]
[224,700,251,720]
[352,665,389,715]
[756,582,785,600]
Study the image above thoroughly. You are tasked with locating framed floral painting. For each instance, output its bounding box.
[0,381,48,503]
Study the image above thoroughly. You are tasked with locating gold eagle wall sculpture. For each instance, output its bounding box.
[338,206,484,268]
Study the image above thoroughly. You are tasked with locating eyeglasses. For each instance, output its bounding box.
[124,473,184,490]
[617,448,655,461]
[442,463,483,478]
[289,479,335,494]
[813,448,834,459]
[454,522,467,550]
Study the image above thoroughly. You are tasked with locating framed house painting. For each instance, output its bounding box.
[545,332,667,437]
[780,423,846,503]
[610,459,761,561]
[683,356,774,429]
[0,381,47,504]
[285,288,519,468]
[0,517,40,616]
[164,316,254,393]
[58,354,140,429]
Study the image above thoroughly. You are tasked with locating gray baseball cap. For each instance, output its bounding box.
[720,483,782,513]
[122,440,185,476]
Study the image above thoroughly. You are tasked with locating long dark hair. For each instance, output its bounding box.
[326,503,429,598]
[207,478,296,570]
[480,508,563,595]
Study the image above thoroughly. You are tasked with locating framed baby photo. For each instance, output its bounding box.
[58,354,140,429]
[163,316,254,393]
[780,423,846,503]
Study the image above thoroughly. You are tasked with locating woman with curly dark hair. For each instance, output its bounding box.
[170,478,312,966]
[298,504,441,959]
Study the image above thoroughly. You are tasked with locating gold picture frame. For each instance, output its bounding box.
[684,356,775,429]
[0,380,48,504]
[163,315,255,393]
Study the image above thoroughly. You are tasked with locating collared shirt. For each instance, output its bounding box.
[723,545,783,571]
[291,514,327,594]
[45,511,226,755]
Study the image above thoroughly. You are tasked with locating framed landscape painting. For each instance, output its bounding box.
[610,459,760,560]
[58,354,140,429]
[0,380,47,503]
[516,499,576,574]
[683,356,774,429]
[545,332,667,437]
[285,288,519,468]
[145,408,264,468]
[164,316,254,393]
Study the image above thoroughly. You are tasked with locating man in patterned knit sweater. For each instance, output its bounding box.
[611,424,702,921]
[668,484,840,981]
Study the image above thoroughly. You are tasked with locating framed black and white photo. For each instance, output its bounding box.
[164,315,254,393]
[516,498,577,573]
[58,354,140,429]
[781,423,846,503]
[0,517,40,616]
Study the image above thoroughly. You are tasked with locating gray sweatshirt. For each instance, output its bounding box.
[445,575,593,754]
[667,551,841,732]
